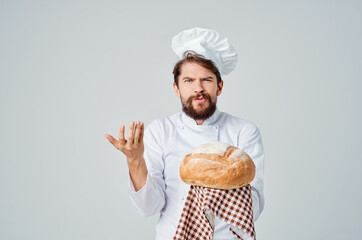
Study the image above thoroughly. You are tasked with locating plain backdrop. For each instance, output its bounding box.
[1,0,361,239]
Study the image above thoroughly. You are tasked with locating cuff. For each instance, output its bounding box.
[128,171,149,193]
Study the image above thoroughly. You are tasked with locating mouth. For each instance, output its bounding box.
[194,96,206,103]
[185,93,211,106]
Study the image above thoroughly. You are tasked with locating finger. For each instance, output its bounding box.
[118,125,126,144]
[139,122,144,144]
[134,121,142,145]
[127,121,135,144]
[104,134,118,147]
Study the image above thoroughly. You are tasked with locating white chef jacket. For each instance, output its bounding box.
[128,109,265,240]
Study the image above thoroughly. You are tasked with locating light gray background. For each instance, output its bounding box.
[1,0,361,239]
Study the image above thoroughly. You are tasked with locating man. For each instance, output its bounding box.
[105,27,264,239]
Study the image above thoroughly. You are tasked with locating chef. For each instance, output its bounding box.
[104,27,265,240]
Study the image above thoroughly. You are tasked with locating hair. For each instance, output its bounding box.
[172,51,222,87]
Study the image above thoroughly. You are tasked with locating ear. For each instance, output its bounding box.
[217,80,224,96]
[173,82,181,98]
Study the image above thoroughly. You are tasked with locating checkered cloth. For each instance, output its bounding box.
[174,185,255,240]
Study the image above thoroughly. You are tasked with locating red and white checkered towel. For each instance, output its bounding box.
[174,185,255,240]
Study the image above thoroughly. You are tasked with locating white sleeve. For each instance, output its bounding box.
[127,120,166,217]
[239,122,265,221]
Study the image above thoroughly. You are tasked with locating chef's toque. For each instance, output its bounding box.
[172,27,238,76]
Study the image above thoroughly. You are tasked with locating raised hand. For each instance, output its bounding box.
[105,121,147,191]
[104,121,144,164]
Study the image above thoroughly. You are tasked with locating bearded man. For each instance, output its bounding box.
[105,27,265,240]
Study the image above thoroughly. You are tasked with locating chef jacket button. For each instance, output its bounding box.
[181,197,185,200]
[214,126,218,130]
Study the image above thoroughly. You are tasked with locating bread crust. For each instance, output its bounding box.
[180,143,255,189]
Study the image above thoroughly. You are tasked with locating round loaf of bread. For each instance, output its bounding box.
[180,142,255,189]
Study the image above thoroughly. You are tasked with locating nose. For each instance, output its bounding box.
[193,80,204,93]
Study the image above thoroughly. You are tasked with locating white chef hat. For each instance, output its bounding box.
[172,27,238,76]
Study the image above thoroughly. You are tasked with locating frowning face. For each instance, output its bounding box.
[173,62,223,120]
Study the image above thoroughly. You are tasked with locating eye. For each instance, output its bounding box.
[184,79,193,83]
[203,78,213,82]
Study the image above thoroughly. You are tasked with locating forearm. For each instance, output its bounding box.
[128,156,148,191]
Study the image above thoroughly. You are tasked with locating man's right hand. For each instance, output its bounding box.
[104,121,148,191]
[104,121,144,166]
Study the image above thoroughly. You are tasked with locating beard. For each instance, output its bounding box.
[181,92,217,120]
